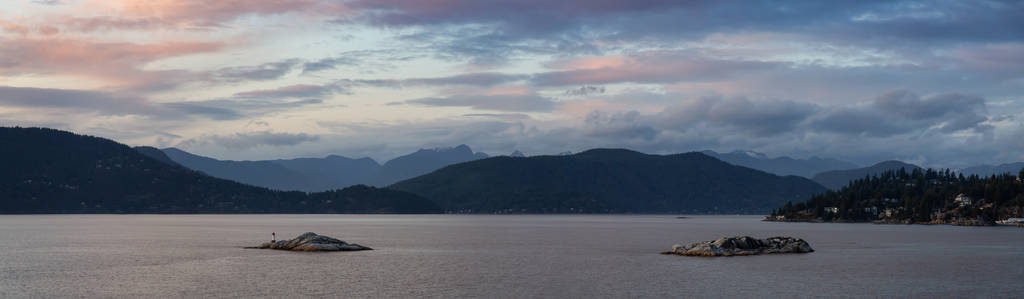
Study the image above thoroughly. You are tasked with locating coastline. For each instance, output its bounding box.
[762,217,1009,227]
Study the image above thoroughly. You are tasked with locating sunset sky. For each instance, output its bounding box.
[1,0,1022,167]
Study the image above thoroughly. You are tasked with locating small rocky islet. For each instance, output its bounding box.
[662,236,813,256]
[250,232,372,252]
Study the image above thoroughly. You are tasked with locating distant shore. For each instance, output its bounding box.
[761,216,1019,227]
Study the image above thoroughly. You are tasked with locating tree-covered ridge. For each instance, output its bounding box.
[771,167,1024,224]
[391,149,826,214]
[0,127,439,213]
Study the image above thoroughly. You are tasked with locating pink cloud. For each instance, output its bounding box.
[951,43,1024,75]
[0,37,224,89]
[544,55,629,70]
[56,0,350,32]
[1,20,30,35]
[534,51,782,86]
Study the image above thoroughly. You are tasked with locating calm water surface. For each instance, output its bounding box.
[0,215,1021,298]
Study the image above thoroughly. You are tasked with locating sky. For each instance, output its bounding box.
[1,0,1022,168]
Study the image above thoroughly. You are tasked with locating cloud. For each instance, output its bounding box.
[345,1,1024,65]
[0,85,154,115]
[404,72,528,86]
[583,110,658,140]
[404,94,557,112]
[343,72,529,88]
[0,85,321,121]
[231,83,347,99]
[298,49,423,75]
[565,86,605,96]
[533,51,782,86]
[462,113,532,121]
[160,98,321,120]
[812,91,991,137]
[0,85,243,121]
[159,102,243,120]
[201,88,1015,168]
[949,43,1024,79]
[178,131,320,151]
[212,59,302,82]
[1,21,30,35]
[301,57,358,74]
[648,96,819,136]
[57,0,350,32]
[0,37,224,89]
[313,117,531,159]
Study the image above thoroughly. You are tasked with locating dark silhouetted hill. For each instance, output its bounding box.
[133,146,179,167]
[812,160,921,190]
[390,149,827,213]
[0,127,438,213]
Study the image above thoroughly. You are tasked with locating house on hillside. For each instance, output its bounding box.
[954,194,972,207]
[824,207,839,214]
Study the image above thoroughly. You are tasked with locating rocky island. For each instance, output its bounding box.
[252,232,372,251]
[662,236,813,256]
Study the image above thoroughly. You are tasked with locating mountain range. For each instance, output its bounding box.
[390,149,827,213]
[0,127,438,213]
[700,150,858,178]
[156,145,488,192]
[811,160,922,190]
[958,163,1024,177]
[6,126,1020,214]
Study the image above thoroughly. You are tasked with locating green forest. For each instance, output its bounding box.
[770,167,1024,225]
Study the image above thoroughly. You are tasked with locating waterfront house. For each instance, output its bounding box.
[824,207,839,214]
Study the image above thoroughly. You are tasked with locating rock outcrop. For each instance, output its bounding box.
[662,236,813,256]
[253,232,372,251]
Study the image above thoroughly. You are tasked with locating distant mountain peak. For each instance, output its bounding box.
[728,150,768,159]
[509,150,525,157]
[701,149,858,178]
[958,162,1024,177]
[812,160,921,190]
[873,160,915,167]
[416,144,476,155]
[370,144,489,186]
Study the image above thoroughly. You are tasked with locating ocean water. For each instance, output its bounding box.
[0,215,1021,298]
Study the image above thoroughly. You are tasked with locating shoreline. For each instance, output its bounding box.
[762,217,1014,227]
